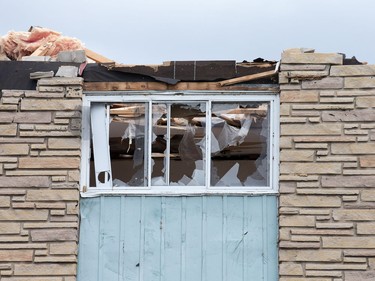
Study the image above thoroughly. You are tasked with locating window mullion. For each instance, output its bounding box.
[147,101,152,188]
[206,100,211,189]
[166,103,171,185]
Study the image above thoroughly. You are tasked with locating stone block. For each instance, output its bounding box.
[357,96,375,108]
[66,86,83,98]
[360,156,375,167]
[337,89,375,96]
[306,263,367,270]
[38,86,64,92]
[26,189,79,201]
[0,176,49,188]
[280,90,319,102]
[331,143,375,155]
[322,109,375,122]
[361,190,375,201]
[48,138,81,149]
[292,103,354,110]
[35,255,76,263]
[281,64,328,71]
[331,65,375,76]
[34,125,69,131]
[279,262,303,276]
[0,223,20,234]
[281,194,341,207]
[333,209,375,221]
[345,271,375,281]
[323,237,375,248]
[13,263,76,276]
[302,77,344,89]
[57,50,86,63]
[13,112,52,123]
[281,52,343,64]
[0,209,48,221]
[279,241,320,248]
[0,124,17,136]
[345,77,375,88]
[26,92,66,98]
[37,77,83,86]
[357,222,375,234]
[280,150,314,161]
[316,223,353,229]
[281,163,341,174]
[19,157,80,169]
[23,222,77,228]
[279,215,315,227]
[31,229,77,242]
[292,228,354,236]
[0,144,29,155]
[279,249,342,262]
[50,242,77,255]
[0,250,33,261]
[20,131,80,137]
[322,175,375,187]
[294,136,355,143]
[20,99,81,111]
[281,124,341,136]
[0,112,15,123]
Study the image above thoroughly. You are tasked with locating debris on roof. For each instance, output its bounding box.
[0,26,83,60]
[0,26,115,65]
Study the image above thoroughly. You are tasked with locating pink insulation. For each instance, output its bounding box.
[0,26,84,60]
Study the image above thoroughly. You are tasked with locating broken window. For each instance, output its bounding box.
[83,94,278,194]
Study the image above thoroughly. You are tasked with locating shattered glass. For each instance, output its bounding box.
[108,103,147,187]
[210,102,270,187]
[152,103,206,186]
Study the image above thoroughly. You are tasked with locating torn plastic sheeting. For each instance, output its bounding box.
[213,117,252,154]
[121,118,145,168]
[178,124,202,162]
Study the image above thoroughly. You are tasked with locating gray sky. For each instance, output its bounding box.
[2,0,374,64]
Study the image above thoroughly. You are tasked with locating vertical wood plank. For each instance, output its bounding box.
[123,197,141,281]
[101,197,121,280]
[142,197,162,281]
[164,197,182,281]
[185,197,202,281]
[205,196,223,281]
[226,196,244,281]
[77,198,101,281]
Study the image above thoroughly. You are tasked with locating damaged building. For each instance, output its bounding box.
[0,27,375,281]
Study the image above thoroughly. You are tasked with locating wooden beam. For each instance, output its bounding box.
[84,48,115,64]
[83,81,278,92]
[219,70,277,87]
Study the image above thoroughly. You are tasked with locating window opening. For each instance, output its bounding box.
[84,94,278,194]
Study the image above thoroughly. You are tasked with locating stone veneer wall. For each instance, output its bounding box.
[279,49,375,281]
[0,78,82,280]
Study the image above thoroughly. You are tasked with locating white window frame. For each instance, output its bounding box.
[80,91,279,197]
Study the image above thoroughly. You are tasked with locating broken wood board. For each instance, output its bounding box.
[219,70,277,86]
[84,48,115,64]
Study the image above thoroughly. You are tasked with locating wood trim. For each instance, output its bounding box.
[83,81,278,92]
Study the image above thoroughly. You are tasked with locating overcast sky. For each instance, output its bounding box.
[2,0,374,64]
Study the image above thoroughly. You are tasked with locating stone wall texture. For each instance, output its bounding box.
[0,78,82,281]
[279,49,375,281]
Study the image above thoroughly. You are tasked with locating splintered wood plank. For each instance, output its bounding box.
[219,70,277,86]
[84,48,115,64]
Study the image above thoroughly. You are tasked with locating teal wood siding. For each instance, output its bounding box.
[77,196,278,281]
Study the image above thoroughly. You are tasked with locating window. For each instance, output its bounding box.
[80,92,279,195]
